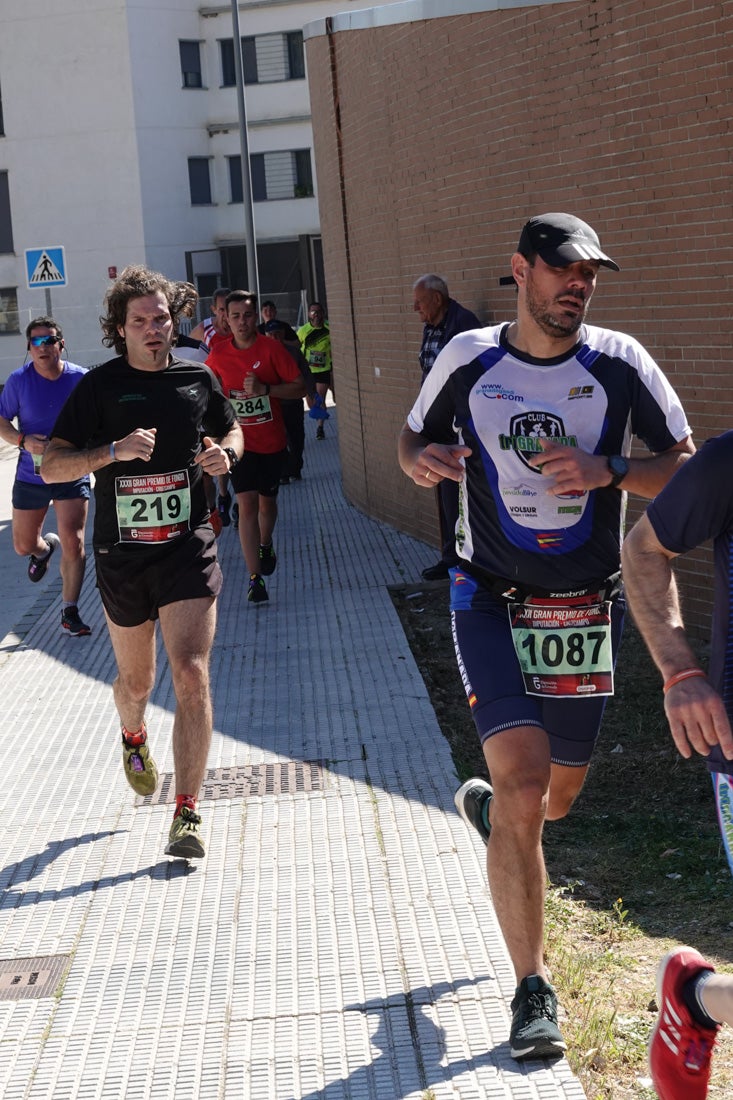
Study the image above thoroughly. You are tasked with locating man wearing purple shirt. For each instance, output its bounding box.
[0,316,91,636]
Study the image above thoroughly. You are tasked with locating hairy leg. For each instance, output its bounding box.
[104,612,157,732]
[159,597,217,798]
[483,724,552,982]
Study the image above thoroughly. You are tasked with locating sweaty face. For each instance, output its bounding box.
[227,300,259,347]
[522,257,598,339]
[118,292,174,368]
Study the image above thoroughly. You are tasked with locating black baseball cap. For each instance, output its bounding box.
[499,213,619,285]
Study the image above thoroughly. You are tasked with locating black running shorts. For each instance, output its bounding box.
[94,524,222,627]
[231,449,286,497]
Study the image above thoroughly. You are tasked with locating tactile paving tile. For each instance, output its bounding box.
[0,424,586,1099]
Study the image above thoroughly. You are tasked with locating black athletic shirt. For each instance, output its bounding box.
[51,355,237,550]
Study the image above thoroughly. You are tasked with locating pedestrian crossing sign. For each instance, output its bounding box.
[25,246,67,289]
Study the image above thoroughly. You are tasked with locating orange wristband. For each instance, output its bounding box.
[663,668,706,695]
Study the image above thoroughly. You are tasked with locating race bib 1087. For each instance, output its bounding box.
[509,600,614,697]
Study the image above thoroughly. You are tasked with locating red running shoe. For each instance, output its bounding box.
[649,946,719,1100]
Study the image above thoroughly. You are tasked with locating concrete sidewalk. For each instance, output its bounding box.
[0,416,585,1099]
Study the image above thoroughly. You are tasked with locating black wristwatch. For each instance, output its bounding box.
[607,454,629,489]
[223,446,238,470]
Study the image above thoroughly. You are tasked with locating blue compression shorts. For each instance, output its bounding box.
[450,568,626,768]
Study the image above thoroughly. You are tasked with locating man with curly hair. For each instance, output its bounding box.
[41,266,244,860]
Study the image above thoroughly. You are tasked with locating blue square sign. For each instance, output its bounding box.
[25,246,67,289]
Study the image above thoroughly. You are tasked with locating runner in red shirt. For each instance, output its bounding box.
[207,290,306,604]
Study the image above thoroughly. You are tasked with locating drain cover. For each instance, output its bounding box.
[0,955,70,1001]
[138,760,326,806]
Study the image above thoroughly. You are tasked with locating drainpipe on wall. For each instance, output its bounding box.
[324,16,369,502]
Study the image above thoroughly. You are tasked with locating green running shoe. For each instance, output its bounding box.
[165,805,205,859]
[121,727,159,797]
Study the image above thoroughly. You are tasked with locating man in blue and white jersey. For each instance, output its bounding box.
[399,212,695,1060]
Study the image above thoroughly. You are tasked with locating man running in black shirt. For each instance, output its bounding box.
[42,266,243,860]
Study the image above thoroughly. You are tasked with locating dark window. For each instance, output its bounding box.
[220,40,235,87]
[228,156,243,204]
[294,149,313,198]
[0,287,19,334]
[179,40,203,89]
[242,38,258,84]
[0,78,4,136]
[188,158,212,205]
[220,37,258,87]
[0,172,13,253]
[286,32,305,79]
[250,154,267,202]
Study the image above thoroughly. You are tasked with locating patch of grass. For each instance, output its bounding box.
[391,582,733,1098]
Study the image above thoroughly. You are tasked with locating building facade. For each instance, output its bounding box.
[0,0,403,379]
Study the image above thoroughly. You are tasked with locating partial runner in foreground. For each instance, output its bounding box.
[622,431,733,1098]
[399,212,694,1060]
[41,266,243,860]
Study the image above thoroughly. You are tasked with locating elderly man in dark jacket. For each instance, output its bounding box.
[413,274,481,580]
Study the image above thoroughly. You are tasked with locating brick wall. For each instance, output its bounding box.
[306,0,732,632]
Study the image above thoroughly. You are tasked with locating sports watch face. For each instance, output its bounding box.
[607,455,629,486]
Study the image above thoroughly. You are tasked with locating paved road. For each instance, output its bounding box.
[0,418,585,1099]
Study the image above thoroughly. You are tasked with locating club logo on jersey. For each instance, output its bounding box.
[499,412,578,471]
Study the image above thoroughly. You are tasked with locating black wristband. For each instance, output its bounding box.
[264,383,271,396]
[18,434,25,451]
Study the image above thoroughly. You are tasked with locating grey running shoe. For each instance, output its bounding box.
[28,532,60,582]
[61,606,91,637]
[165,805,205,859]
[121,727,159,797]
[510,975,567,1060]
[454,777,493,845]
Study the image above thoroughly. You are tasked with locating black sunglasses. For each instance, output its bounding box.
[29,335,62,347]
